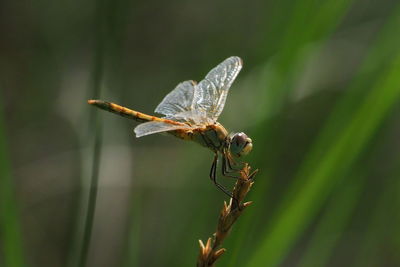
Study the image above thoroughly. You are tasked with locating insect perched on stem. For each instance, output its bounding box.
[88,56,253,198]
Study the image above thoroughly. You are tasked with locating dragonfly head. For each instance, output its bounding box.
[228,132,253,157]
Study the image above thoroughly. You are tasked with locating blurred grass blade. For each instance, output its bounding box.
[123,193,142,267]
[394,157,400,263]
[276,0,352,68]
[0,100,25,267]
[67,1,106,266]
[354,154,400,267]
[225,0,355,265]
[298,171,364,267]
[262,0,354,117]
[247,6,400,266]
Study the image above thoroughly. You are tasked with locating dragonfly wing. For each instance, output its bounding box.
[193,56,242,121]
[167,110,209,125]
[134,121,192,138]
[154,80,196,117]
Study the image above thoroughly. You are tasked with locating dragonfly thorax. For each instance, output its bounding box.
[227,132,253,157]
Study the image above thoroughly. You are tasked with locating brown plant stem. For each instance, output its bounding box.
[197,163,258,267]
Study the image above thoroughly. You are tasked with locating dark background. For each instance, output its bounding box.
[1,0,400,266]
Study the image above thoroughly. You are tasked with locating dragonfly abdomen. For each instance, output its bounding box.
[88,100,185,126]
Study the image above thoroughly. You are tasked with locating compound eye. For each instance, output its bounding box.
[234,133,248,146]
[230,132,253,157]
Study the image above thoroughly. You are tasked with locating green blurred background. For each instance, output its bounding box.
[1,0,400,266]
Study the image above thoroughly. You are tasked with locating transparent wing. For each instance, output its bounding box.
[193,56,242,122]
[154,57,242,124]
[154,80,196,117]
[134,121,192,138]
[167,110,210,125]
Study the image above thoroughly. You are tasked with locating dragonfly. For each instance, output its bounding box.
[88,56,253,198]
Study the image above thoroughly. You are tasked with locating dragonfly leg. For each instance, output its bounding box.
[221,149,244,179]
[201,132,236,178]
[222,154,240,179]
[209,153,235,199]
[201,133,239,202]
[223,141,245,170]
